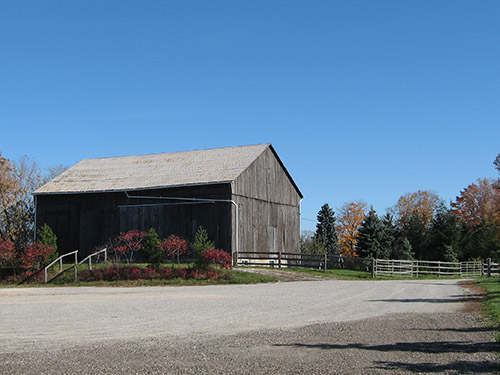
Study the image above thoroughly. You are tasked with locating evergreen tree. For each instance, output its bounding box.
[37,223,58,252]
[391,236,414,260]
[356,208,391,259]
[315,203,339,255]
[382,213,414,260]
[141,228,163,267]
[192,226,215,259]
[427,204,460,261]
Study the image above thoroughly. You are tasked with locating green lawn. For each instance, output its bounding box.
[1,262,280,287]
[475,278,500,340]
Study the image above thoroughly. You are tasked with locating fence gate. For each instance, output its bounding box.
[460,262,482,278]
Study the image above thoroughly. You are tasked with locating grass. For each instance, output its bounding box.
[281,267,373,280]
[475,278,500,340]
[0,262,280,287]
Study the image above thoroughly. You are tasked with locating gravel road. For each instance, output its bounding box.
[0,279,498,374]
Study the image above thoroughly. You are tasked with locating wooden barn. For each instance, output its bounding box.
[34,144,303,259]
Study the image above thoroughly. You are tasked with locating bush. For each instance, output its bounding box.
[0,239,16,267]
[141,228,163,266]
[161,234,188,269]
[200,249,233,269]
[21,243,56,270]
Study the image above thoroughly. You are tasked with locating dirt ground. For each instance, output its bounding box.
[0,278,498,374]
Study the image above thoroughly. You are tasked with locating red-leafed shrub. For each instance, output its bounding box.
[0,239,16,267]
[158,267,172,279]
[161,235,188,269]
[174,267,187,279]
[112,230,147,263]
[142,267,156,279]
[20,243,56,270]
[201,249,233,269]
[102,267,120,281]
[206,271,223,280]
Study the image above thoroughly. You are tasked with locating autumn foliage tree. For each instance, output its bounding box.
[336,201,367,257]
[161,234,188,269]
[112,230,147,263]
[451,178,500,228]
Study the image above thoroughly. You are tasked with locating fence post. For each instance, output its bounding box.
[44,268,47,283]
[371,258,376,278]
[487,258,491,277]
[278,251,282,269]
[324,254,327,272]
[438,261,441,278]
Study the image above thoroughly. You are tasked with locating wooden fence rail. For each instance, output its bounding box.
[237,252,496,279]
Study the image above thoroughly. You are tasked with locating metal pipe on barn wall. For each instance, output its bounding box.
[123,191,239,263]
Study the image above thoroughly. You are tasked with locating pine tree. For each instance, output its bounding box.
[192,226,215,259]
[383,213,414,260]
[315,203,339,255]
[356,208,391,259]
[141,228,162,266]
[427,204,460,261]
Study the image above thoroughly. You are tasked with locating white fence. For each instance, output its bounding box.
[372,259,483,278]
[237,252,498,279]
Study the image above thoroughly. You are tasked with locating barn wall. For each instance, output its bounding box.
[35,183,233,259]
[233,147,301,253]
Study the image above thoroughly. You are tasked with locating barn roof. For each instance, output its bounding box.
[34,144,302,197]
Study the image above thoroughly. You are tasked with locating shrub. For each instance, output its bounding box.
[191,226,215,260]
[21,243,56,270]
[201,248,233,269]
[141,228,163,267]
[111,230,147,263]
[0,239,16,267]
[161,234,188,269]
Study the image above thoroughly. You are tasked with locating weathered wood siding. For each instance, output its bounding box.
[232,147,301,253]
[36,184,233,258]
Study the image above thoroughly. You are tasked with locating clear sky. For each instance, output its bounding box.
[1,1,499,231]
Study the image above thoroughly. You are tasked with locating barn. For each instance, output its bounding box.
[34,144,303,259]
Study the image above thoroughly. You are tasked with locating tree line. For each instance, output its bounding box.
[302,154,500,262]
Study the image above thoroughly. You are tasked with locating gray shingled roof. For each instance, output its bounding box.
[34,144,271,195]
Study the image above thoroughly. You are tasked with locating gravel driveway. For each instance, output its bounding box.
[0,279,498,374]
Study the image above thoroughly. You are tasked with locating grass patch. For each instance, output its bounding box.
[253,266,373,280]
[475,278,500,340]
[0,262,280,287]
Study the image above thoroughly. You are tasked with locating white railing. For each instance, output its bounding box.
[44,250,78,283]
[73,248,107,281]
[373,259,483,279]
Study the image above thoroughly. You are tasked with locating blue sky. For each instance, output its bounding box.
[1,1,499,231]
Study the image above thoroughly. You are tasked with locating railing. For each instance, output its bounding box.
[73,248,107,282]
[43,250,78,283]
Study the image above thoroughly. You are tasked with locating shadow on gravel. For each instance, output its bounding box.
[274,340,500,353]
[411,326,495,333]
[372,360,500,373]
[370,297,479,303]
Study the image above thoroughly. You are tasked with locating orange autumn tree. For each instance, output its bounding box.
[451,178,500,229]
[336,201,367,257]
[391,190,441,230]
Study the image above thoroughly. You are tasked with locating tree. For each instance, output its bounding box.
[300,230,326,254]
[451,178,500,228]
[141,228,163,267]
[382,214,414,260]
[161,234,188,269]
[427,204,460,261]
[391,190,441,230]
[191,226,215,260]
[390,191,441,260]
[315,204,339,255]
[336,201,367,257]
[356,208,391,259]
[0,153,20,213]
[112,230,147,263]
[37,224,58,253]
